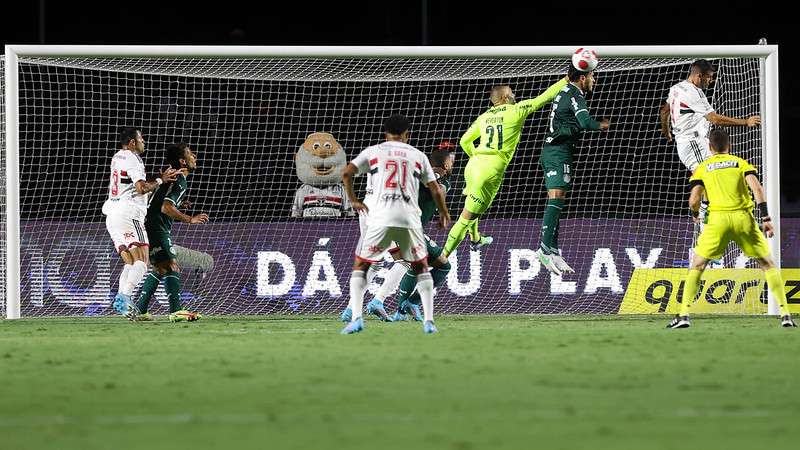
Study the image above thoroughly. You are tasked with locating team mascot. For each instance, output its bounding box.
[291,132,354,218]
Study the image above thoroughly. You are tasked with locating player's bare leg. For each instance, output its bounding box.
[755,256,796,327]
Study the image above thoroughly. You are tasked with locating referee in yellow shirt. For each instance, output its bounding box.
[667,129,796,329]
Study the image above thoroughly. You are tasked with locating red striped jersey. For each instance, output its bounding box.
[667,80,715,143]
[351,141,436,229]
[103,149,148,219]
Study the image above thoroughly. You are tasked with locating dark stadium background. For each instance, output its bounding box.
[2,0,797,215]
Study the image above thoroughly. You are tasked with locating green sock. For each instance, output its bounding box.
[396,270,416,304]
[540,199,564,254]
[444,217,475,255]
[406,262,451,307]
[679,269,702,317]
[764,268,791,316]
[468,218,481,243]
[136,271,162,314]
[431,261,451,287]
[164,270,182,313]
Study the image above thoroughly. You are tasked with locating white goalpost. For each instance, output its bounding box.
[2,45,780,319]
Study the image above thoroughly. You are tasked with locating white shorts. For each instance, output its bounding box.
[105,212,149,253]
[356,225,427,263]
[356,213,400,259]
[676,138,711,173]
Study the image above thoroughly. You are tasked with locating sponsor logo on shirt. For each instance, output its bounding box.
[706,160,738,171]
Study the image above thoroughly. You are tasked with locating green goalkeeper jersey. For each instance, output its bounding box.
[544,82,601,149]
[145,173,188,234]
[460,78,568,166]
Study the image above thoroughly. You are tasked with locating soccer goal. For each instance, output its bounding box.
[1,45,781,319]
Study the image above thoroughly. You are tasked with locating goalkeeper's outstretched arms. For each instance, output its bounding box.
[659,102,672,141]
[516,76,569,118]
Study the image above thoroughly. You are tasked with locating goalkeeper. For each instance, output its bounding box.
[442,76,569,257]
[535,65,609,275]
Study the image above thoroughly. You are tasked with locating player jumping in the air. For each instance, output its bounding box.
[660,59,761,230]
[341,114,450,334]
[535,65,610,275]
[103,127,179,316]
[441,76,569,258]
[132,143,209,322]
[667,129,794,329]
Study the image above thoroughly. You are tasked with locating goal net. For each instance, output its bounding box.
[1,47,775,318]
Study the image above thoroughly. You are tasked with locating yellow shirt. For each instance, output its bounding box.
[689,153,757,212]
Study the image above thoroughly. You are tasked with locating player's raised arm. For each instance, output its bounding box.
[135,167,179,195]
[459,120,480,158]
[517,76,569,118]
[659,102,672,141]
[705,112,761,127]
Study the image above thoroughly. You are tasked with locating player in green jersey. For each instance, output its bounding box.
[390,147,455,321]
[442,77,568,257]
[535,65,610,275]
[132,143,210,322]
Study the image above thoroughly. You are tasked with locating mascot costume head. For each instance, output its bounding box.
[291,132,353,218]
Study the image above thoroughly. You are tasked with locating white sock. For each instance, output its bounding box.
[349,270,367,321]
[366,264,379,285]
[376,262,408,301]
[122,260,148,296]
[118,264,132,294]
[416,272,434,322]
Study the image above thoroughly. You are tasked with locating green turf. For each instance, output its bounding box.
[1,315,798,450]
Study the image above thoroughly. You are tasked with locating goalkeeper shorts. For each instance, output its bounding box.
[462,155,506,215]
[694,210,770,260]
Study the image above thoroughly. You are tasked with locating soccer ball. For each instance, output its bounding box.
[572,48,599,72]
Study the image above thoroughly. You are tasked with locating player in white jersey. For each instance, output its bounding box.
[102,127,179,316]
[341,114,451,334]
[660,59,761,173]
[660,60,761,264]
[338,168,409,323]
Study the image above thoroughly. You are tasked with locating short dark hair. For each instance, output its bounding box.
[166,142,190,169]
[690,59,715,75]
[568,64,590,81]
[118,127,141,149]
[384,114,411,135]
[709,129,730,152]
[429,149,452,169]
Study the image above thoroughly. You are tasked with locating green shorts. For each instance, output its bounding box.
[147,228,177,265]
[540,145,573,191]
[462,155,507,214]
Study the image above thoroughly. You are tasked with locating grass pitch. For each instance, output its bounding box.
[1,315,798,450]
